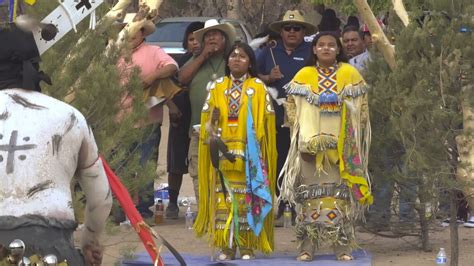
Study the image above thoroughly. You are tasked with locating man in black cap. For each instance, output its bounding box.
[0,23,112,265]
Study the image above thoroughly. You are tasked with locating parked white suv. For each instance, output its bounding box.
[146,17,253,60]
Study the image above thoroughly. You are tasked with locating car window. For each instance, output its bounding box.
[147,22,192,43]
[226,21,247,43]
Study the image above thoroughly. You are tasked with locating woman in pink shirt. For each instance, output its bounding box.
[117,13,178,218]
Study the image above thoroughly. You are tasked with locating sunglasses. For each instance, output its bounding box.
[283,25,304,32]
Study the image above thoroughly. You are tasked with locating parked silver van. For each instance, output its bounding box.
[146,17,253,59]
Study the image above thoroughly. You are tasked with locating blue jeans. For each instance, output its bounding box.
[368,149,417,223]
[136,124,161,214]
[369,178,417,222]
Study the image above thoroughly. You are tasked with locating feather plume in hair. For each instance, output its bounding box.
[248,35,269,50]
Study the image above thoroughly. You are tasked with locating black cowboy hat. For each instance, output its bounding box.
[0,23,51,91]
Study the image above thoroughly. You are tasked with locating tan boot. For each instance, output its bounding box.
[217,248,235,261]
[334,244,354,261]
[296,251,313,261]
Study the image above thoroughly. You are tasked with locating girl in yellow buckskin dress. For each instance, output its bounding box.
[280,32,372,262]
[194,42,276,261]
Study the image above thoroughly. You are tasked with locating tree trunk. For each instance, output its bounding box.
[457,62,474,216]
[418,179,432,252]
[419,212,430,251]
[450,189,459,266]
[353,0,396,70]
[226,0,241,19]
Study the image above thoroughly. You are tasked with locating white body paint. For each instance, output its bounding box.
[0,88,111,248]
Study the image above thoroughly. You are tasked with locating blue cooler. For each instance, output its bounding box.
[154,187,169,205]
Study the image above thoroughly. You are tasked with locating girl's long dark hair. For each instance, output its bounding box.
[305,31,348,67]
[225,42,258,77]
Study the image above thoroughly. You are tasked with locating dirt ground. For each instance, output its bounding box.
[96,215,474,266]
[85,109,474,266]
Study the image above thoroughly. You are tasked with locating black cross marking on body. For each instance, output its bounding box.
[75,0,92,10]
[0,130,37,174]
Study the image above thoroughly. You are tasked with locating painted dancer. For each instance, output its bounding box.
[280,31,372,261]
[0,24,112,265]
[194,43,276,261]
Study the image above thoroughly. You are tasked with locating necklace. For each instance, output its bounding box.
[315,62,338,92]
[226,75,247,132]
[209,57,224,81]
[315,62,340,113]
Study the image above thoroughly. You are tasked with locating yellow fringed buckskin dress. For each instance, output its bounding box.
[194,76,277,256]
[280,63,372,258]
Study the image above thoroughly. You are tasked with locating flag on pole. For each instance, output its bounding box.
[100,156,164,266]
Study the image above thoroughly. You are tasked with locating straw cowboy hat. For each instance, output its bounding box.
[193,19,237,47]
[269,10,317,35]
[122,13,155,36]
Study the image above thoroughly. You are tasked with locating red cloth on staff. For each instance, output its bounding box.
[100,156,164,266]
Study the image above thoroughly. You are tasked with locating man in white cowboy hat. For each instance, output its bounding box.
[177,19,236,204]
[257,10,316,225]
[117,12,178,219]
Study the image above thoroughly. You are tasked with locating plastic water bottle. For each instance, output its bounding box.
[179,197,190,207]
[436,247,447,265]
[283,204,292,228]
[154,199,164,224]
[185,206,194,230]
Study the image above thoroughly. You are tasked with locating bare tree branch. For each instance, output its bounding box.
[354,0,396,70]
[392,0,409,27]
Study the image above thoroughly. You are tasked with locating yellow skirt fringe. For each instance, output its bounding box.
[196,169,274,254]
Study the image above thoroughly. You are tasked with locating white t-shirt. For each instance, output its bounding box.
[349,49,370,72]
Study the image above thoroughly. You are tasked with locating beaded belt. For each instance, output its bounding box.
[295,183,351,203]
